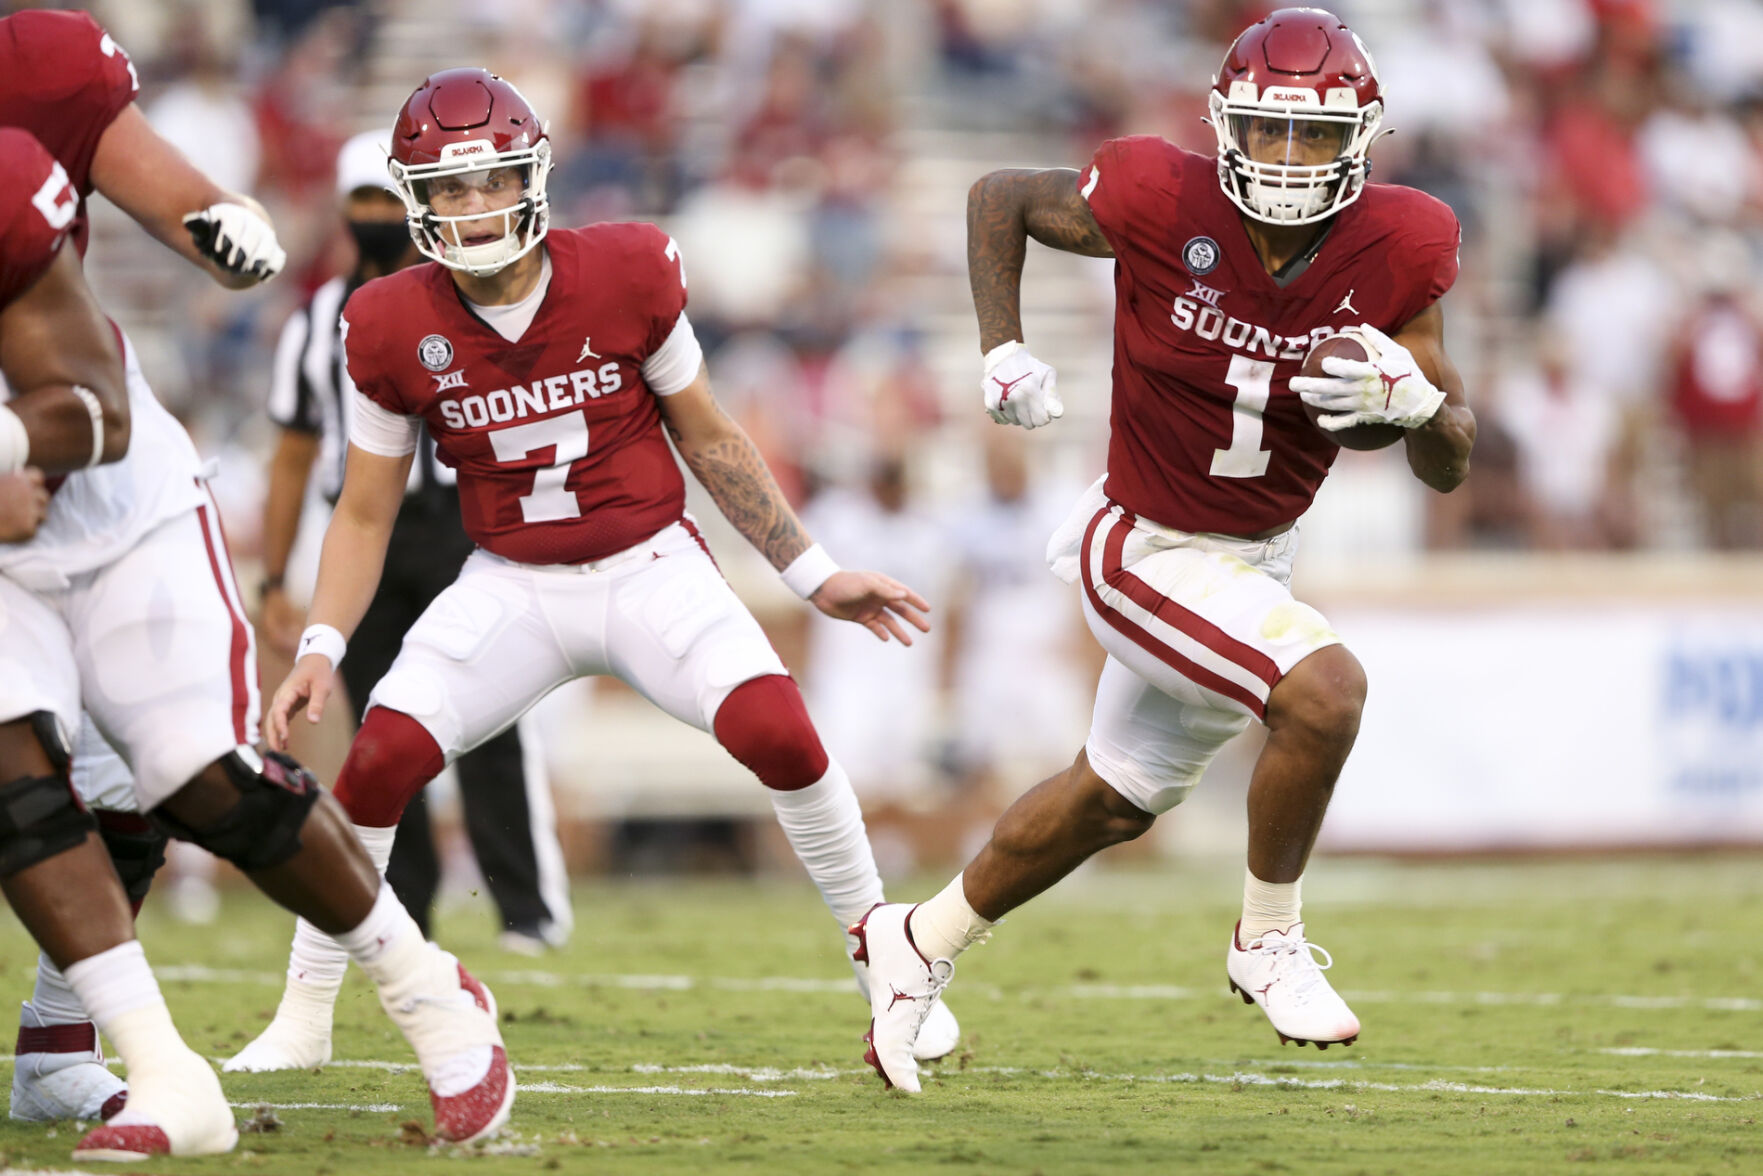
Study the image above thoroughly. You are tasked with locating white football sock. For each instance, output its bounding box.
[263,822,399,1030]
[1240,870,1302,940]
[62,941,185,1071]
[907,873,995,962]
[767,758,885,929]
[353,823,397,873]
[335,880,428,998]
[30,952,89,1025]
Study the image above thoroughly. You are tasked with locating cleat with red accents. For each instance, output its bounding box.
[850,904,953,1094]
[69,1045,237,1160]
[380,951,515,1143]
[1225,921,1360,1049]
[849,926,961,1063]
[10,1004,128,1123]
[72,1122,170,1161]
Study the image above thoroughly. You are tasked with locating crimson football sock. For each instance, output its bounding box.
[333,706,445,827]
[713,674,829,790]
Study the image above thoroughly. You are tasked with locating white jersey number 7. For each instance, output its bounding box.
[488,411,590,523]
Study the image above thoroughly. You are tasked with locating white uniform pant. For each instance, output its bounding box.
[367,520,789,762]
[1051,486,1342,815]
[0,498,258,809]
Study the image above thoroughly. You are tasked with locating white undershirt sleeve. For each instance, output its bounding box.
[347,389,420,457]
[642,312,705,396]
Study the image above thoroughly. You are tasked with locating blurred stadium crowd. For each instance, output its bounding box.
[18,0,1763,830]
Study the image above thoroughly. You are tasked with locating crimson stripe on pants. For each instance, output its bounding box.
[1080,509,1272,719]
[1100,520,1281,687]
[195,503,250,743]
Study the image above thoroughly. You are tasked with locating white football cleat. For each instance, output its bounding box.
[381,947,514,1143]
[850,944,961,1062]
[1226,921,1360,1048]
[221,995,333,1073]
[850,904,953,1093]
[71,1046,236,1160]
[10,1003,127,1122]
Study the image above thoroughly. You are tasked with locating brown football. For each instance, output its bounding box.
[1299,333,1405,451]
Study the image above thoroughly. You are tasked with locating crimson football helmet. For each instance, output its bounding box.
[1209,7,1387,225]
[388,67,552,275]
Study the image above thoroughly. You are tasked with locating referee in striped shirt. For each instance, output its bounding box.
[258,132,572,953]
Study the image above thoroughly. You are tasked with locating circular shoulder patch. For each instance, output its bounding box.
[1182,236,1220,276]
[418,334,454,372]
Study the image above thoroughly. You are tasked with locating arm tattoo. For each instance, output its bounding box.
[968,168,1113,353]
[669,403,812,570]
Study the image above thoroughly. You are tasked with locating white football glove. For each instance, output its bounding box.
[982,340,1063,430]
[182,201,286,283]
[1290,324,1445,432]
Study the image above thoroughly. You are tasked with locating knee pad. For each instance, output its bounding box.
[713,675,829,791]
[0,712,96,878]
[150,748,320,872]
[332,707,445,827]
[95,811,167,907]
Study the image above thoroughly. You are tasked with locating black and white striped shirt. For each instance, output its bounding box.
[266,275,454,504]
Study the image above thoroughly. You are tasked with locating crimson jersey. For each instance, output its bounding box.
[0,128,75,309]
[0,9,138,258]
[343,224,689,565]
[1080,136,1460,535]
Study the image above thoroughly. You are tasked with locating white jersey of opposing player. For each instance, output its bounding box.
[0,331,206,588]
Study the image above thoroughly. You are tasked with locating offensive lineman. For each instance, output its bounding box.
[856,7,1476,1091]
[229,68,961,1073]
[0,124,235,1161]
[0,12,515,1153]
[1,7,287,1128]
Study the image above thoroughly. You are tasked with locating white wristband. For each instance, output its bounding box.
[0,404,28,475]
[295,623,347,670]
[70,386,104,469]
[780,543,840,600]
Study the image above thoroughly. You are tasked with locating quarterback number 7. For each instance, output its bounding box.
[489,411,589,523]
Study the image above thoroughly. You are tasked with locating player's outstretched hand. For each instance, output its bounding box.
[0,468,48,542]
[183,201,286,283]
[265,656,334,752]
[810,570,932,645]
[1290,324,1444,431]
[982,340,1063,429]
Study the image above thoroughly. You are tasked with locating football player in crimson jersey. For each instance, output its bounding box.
[0,126,240,1159]
[1,17,518,1155]
[856,7,1477,1092]
[1,7,290,1130]
[230,67,961,1075]
[0,8,284,285]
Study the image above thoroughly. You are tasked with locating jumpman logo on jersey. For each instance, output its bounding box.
[992,373,1031,403]
[576,337,601,362]
[1334,289,1358,316]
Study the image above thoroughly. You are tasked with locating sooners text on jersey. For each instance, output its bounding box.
[0,10,139,258]
[342,223,688,565]
[1081,136,1460,536]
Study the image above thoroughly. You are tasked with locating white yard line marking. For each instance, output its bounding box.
[229,1100,401,1112]
[1602,1048,1763,1060]
[153,963,1763,1014]
[518,1082,796,1098]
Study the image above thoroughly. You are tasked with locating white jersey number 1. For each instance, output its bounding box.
[1209,355,1273,479]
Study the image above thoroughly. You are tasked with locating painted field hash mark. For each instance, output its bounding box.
[152,965,1763,1014]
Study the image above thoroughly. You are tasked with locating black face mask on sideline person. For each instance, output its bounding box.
[348,220,414,271]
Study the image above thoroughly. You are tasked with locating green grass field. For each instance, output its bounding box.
[2,856,1761,1175]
